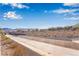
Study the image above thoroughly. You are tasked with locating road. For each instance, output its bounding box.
[6,35,79,56]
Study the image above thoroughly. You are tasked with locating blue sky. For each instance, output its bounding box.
[0,3,79,29]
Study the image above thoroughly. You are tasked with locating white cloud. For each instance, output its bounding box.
[64,17,79,21]
[70,17,79,20]
[3,11,22,20]
[52,9,77,14]
[64,3,77,6]
[2,3,30,9]
[11,3,30,9]
[63,3,79,7]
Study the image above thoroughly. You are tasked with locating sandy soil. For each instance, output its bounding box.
[0,36,40,56]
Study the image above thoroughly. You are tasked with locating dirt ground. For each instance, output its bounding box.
[0,36,40,56]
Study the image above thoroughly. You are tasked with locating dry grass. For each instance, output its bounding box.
[25,29,79,41]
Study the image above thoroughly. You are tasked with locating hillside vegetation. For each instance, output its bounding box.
[73,23,79,28]
[5,25,79,41]
[23,26,79,41]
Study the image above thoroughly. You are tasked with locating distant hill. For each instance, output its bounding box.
[1,28,12,31]
[73,23,79,28]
